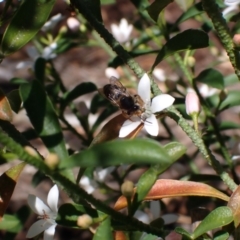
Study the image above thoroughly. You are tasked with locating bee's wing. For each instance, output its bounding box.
[109,76,126,92]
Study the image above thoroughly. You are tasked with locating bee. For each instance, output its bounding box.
[101,77,147,121]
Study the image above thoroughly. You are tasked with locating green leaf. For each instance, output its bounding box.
[101,0,115,4]
[194,69,224,90]
[164,142,186,161]
[19,80,73,181]
[206,91,240,111]
[93,217,113,240]
[7,89,22,113]
[175,2,203,25]
[10,78,28,85]
[60,139,170,169]
[141,233,159,240]
[224,74,238,86]
[207,121,240,132]
[34,57,46,83]
[131,142,186,212]
[147,0,173,22]
[175,227,192,239]
[151,29,209,70]
[1,0,56,55]
[62,82,97,108]
[213,231,229,240]
[20,80,67,159]
[192,207,233,239]
[0,214,21,232]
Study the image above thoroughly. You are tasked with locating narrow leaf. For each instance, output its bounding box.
[1,0,56,55]
[194,69,224,90]
[131,142,186,213]
[175,2,203,25]
[0,214,21,232]
[147,0,173,22]
[90,114,126,146]
[93,217,113,240]
[114,179,229,211]
[20,81,73,181]
[192,207,233,239]
[20,81,68,159]
[151,29,209,70]
[7,89,21,113]
[60,139,170,169]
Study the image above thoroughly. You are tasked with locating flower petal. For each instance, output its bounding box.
[95,166,115,182]
[150,94,175,113]
[44,224,56,240]
[47,185,59,213]
[28,195,51,215]
[134,210,150,224]
[80,176,97,194]
[144,114,159,136]
[119,119,141,138]
[138,73,151,102]
[26,219,52,238]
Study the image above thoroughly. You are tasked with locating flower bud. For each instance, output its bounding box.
[77,214,93,228]
[185,89,201,116]
[121,180,134,197]
[45,153,59,169]
[67,17,80,32]
[187,56,196,68]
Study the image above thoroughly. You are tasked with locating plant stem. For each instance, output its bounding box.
[167,106,237,191]
[0,129,165,237]
[202,0,240,80]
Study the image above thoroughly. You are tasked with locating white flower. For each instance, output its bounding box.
[27,185,59,240]
[223,0,240,18]
[16,43,57,69]
[80,167,115,194]
[119,73,175,138]
[199,84,217,98]
[110,18,133,43]
[134,201,178,225]
[42,13,63,32]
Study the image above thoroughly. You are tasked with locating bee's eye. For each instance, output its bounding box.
[133,105,139,110]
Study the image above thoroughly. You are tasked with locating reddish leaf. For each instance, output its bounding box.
[114,179,229,210]
[227,185,240,227]
[0,162,26,220]
[90,114,126,145]
[114,231,127,240]
[90,114,143,146]
[0,89,13,121]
